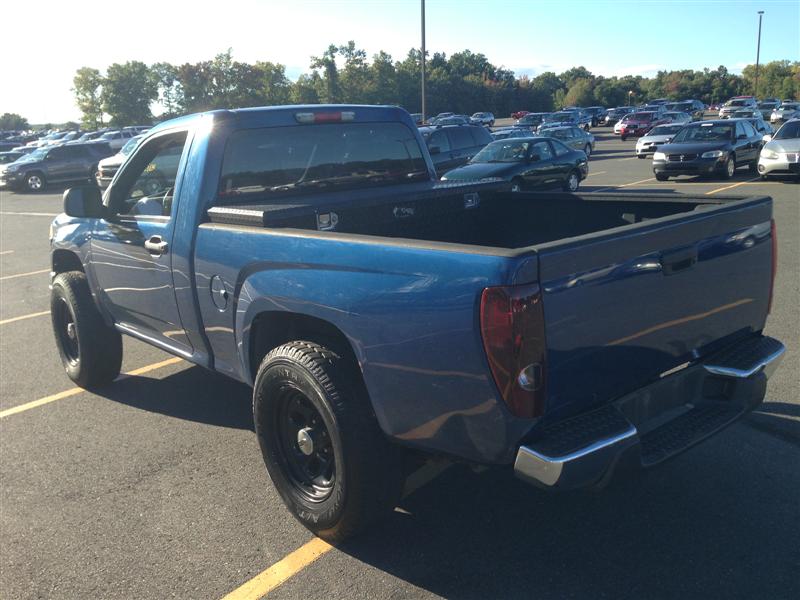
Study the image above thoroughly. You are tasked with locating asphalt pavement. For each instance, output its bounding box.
[1,129,798,600]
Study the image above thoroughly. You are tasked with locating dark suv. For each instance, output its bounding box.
[418,124,493,175]
[0,142,113,192]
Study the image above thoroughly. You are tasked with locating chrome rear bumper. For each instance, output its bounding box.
[514,335,785,489]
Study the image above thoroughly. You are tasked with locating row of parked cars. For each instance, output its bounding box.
[0,126,150,192]
[717,96,800,123]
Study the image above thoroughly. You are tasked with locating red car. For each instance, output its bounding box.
[619,111,668,140]
[511,110,530,120]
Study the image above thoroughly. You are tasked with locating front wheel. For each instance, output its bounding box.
[563,170,580,192]
[584,144,592,157]
[24,172,46,193]
[253,341,404,542]
[721,155,735,179]
[655,173,669,181]
[51,272,123,388]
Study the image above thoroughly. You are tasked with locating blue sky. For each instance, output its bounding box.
[2,0,798,123]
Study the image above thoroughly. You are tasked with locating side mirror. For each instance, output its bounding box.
[428,145,441,155]
[63,186,104,218]
[762,134,772,143]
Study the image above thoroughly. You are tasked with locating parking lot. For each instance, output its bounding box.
[1,129,798,599]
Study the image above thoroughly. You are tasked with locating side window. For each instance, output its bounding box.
[428,130,450,153]
[47,147,66,161]
[552,140,571,157]
[470,126,492,146]
[61,146,84,159]
[108,131,187,217]
[530,141,554,161]
[448,127,475,150]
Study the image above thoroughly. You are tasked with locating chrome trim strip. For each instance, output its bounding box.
[703,343,786,379]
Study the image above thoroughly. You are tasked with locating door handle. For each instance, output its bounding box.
[144,235,168,256]
[661,246,697,275]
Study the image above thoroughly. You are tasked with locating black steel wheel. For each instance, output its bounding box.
[253,340,404,542]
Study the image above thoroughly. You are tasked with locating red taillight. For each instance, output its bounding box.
[768,218,777,313]
[480,284,547,419]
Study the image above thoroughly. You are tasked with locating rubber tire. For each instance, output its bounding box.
[510,177,524,192]
[253,341,404,543]
[621,135,627,141]
[637,154,646,159]
[655,173,669,181]
[562,170,580,192]
[24,171,46,193]
[721,155,735,180]
[50,271,123,388]
[748,159,759,172]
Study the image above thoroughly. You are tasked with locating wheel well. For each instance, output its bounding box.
[249,312,360,381]
[52,250,84,274]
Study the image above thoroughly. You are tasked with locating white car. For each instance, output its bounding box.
[770,102,800,124]
[635,124,686,158]
[98,130,137,151]
[614,114,633,135]
[719,96,757,118]
[758,119,800,179]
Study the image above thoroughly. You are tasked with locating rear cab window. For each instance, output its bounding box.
[217,122,428,202]
[447,127,476,150]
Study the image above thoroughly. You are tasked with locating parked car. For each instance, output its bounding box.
[0,150,25,165]
[719,96,757,118]
[756,100,781,120]
[409,113,424,125]
[28,131,70,148]
[770,102,800,124]
[619,112,668,140]
[542,126,595,156]
[510,110,530,120]
[95,134,144,188]
[98,129,137,151]
[441,136,588,191]
[666,100,706,120]
[0,142,114,192]
[758,118,800,180]
[741,115,773,137]
[635,124,686,158]
[729,108,761,120]
[419,123,493,175]
[490,127,536,141]
[641,104,667,117]
[515,112,550,129]
[662,111,692,125]
[76,130,108,142]
[537,112,580,133]
[652,119,763,180]
[584,106,606,127]
[603,107,633,126]
[10,145,38,156]
[48,104,784,542]
[470,112,495,127]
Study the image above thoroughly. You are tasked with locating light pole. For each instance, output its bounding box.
[754,11,764,98]
[421,0,426,122]
[628,91,634,106]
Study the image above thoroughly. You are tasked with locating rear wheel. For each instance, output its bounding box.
[655,173,669,181]
[50,272,123,388]
[563,170,580,192]
[253,341,404,542]
[637,154,646,159]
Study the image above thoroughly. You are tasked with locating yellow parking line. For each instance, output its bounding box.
[0,250,14,255]
[619,177,656,187]
[221,538,334,600]
[222,461,453,600]
[0,211,59,217]
[0,268,50,281]
[0,356,183,419]
[705,178,760,195]
[586,171,607,177]
[0,310,50,326]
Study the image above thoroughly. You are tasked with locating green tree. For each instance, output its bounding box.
[338,41,370,103]
[151,62,184,118]
[291,73,322,104]
[310,45,341,103]
[563,78,594,107]
[102,61,158,126]
[0,113,29,130]
[255,61,292,105]
[72,67,105,129]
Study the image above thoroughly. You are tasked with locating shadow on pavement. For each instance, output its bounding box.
[95,366,254,431]
[338,405,800,600]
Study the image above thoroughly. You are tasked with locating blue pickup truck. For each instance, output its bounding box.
[49,105,784,541]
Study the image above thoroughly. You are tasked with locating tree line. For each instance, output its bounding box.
[56,45,800,128]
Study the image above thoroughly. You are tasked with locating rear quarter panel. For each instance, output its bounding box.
[194,225,535,463]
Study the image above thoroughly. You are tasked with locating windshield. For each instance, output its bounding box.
[779,103,799,110]
[120,137,141,156]
[757,102,775,108]
[218,122,429,200]
[648,125,684,136]
[545,113,573,123]
[471,140,531,163]
[728,99,749,107]
[671,123,733,143]
[774,121,800,140]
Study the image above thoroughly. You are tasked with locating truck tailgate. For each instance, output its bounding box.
[536,197,773,419]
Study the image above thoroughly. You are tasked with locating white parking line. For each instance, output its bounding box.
[0,250,14,255]
[0,268,50,281]
[0,310,50,326]
[0,211,59,217]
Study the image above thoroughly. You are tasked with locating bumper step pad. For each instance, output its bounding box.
[704,335,785,378]
[639,403,741,467]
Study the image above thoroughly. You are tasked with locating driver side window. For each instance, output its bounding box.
[109,132,187,217]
